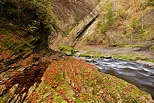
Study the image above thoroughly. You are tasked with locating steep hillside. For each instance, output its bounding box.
[0,0,97,69]
[81,0,154,46]
[49,0,154,49]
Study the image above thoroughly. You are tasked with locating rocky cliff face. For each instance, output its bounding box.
[51,0,98,31]
[49,0,154,49]
[48,0,98,49]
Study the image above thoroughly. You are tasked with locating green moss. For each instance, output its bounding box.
[79,51,105,58]
[57,46,79,56]
[75,99,84,103]
[56,72,65,82]
[24,58,152,102]
[111,54,154,63]
[0,92,12,103]
[52,96,68,103]
[0,35,35,56]
[108,43,125,47]
[78,53,92,58]
[36,81,47,93]
[24,100,30,103]
[57,83,75,96]
[150,46,154,50]
[113,54,143,61]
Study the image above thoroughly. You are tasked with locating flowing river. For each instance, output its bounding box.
[76,57,154,99]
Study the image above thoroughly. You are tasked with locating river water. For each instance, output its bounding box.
[76,57,154,99]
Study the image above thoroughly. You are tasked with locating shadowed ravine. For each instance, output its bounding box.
[77,57,154,99]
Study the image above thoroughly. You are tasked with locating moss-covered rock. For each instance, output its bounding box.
[57,46,79,56]
[26,57,153,102]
